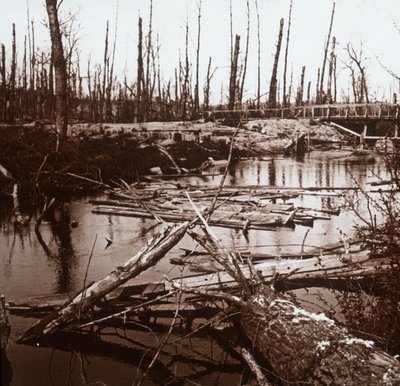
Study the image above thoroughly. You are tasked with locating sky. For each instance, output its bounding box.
[1,0,400,104]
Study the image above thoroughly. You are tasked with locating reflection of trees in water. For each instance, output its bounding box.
[33,203,76,293]
[40,329,242,385]
[268,160,276,186]
[0,351,13,386]
[49,206,75,293]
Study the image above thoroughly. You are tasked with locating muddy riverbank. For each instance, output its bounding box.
[0,119,350,201]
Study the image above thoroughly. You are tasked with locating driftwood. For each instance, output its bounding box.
[16,221,189,344]
[174,252,392,290]
[240,286,400,385]
[175,204,400,384]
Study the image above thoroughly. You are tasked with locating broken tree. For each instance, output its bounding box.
[17,221,189,344]
[176,210,400,385]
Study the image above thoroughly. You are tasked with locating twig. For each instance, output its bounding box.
[78,235,98,321]
[118,179,164,223]
[66,172,112,188]
[169,278,245,308]
[78,290,178,329]
[206,118,242,219]
[134,290,183,386]
[300,229,310,259]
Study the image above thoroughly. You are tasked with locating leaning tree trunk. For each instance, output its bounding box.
[45,0,68,152]
[240,286,400,385]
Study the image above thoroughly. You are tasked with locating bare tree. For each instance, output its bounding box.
[204,57,216,111]
[282,0,293,107]
[345,42,369,103]
[45,0,68,151]
[296,65,305,106]
[268,18,284,108]
[228,34,240,110]
[255,0,261,108]
[326,36,336,103]
[0,44,5,121]
[194,0,202,117]
[136,16,144,123]
[239,0,250,106]
[319,1,335,103]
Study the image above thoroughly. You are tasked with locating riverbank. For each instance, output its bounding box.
[0,118,350,202]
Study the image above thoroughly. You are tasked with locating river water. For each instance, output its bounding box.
[0,150,386,386]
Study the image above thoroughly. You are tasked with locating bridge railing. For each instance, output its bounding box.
[207,103,400,121]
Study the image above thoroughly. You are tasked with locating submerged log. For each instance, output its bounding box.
[240,286,400,385]
[16,222,189,344]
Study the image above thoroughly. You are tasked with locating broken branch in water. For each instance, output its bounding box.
[16,221,189,344]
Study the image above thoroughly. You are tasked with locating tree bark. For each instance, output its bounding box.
[45,0,68,152]
[240,286,400,385]
[268,18,284,108]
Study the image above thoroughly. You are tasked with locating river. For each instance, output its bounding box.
[0,150,386,385]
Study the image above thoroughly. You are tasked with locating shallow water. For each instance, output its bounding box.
[0,150,386,385]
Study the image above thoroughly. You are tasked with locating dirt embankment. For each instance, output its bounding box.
[0,119,349,201]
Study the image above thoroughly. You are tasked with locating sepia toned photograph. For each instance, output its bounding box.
[1,1,400,385]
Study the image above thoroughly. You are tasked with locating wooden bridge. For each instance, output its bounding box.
[207,103,400,140]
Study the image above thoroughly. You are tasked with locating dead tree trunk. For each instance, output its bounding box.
[238,0,250,106]
[316,67,320,104]
[319,1,335,103]
[228,34,240,111]
[144,0,153,122]
[17,222,189,344]
[327,36,336,103]
[282,0,293,107]
[0,44,6,121]
[268,18,284,108]
[45,0,68,152]
[295,66,305,106]
[136,16,144,123]
[203,57,215,112]
[255,0,261,109]
[9,24,16,123]
[194,0,202,118]
[240,286,400,385]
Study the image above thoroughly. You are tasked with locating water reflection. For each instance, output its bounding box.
[0,351,13,386]
[0,152,390,386]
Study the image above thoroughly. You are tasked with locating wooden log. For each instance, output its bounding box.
[92,206,279,231]
[16,222,189,344]
[174,253,392,290]
[240,286,400,385]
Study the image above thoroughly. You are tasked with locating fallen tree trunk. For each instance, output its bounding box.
[178,207,400,384]
[240,286,400,385]
[16,221,189,344]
